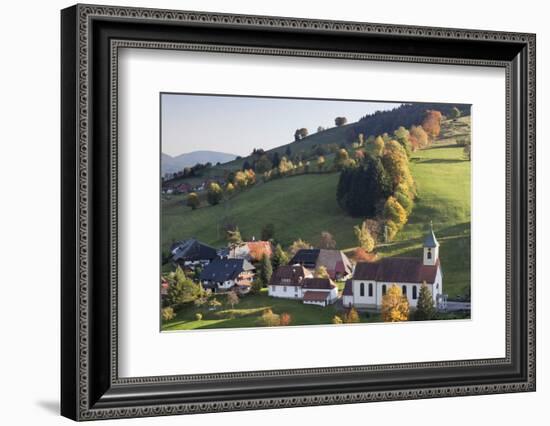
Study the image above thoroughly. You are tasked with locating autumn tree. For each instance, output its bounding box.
[332,315,343,324]
[288,239,312,256]
[280,313,292,326]
[258,254,273,288]
[315,265,330,279]
[393,126,412,158]
[409,125,429,150]
[344,307,360,323]
[261,223,275,241]
[317,155,326,171]
[414,282,437,321]
[384,196,408,240]
[421,110,443,141]
[373,135,385,157]
[334,116,348,127]
[206,182,223,205]
[357,133,365,147]
[226,227,243,245]
[165,267,202,310]
[335,148,350,170]
[186,192,200,210]
[319,231,337,249]
[317,126,325,133]
[225,182,235,196]
[272,244,289,270]
[278,156,294,175]
[354,221,375,252]
[259,309,281,327]
[382,140,413,190]
[226,290,240,309]
[354,247,376,262]
[381,284,409,322]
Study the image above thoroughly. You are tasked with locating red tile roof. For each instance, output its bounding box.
[303,291,330,302]
[353,257,440,284]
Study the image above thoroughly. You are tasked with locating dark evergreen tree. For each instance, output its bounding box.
[336,154,391,217]
[414,282,437,320]
[258,254,273,288]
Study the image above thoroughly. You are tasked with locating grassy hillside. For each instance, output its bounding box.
[162,117,471,299]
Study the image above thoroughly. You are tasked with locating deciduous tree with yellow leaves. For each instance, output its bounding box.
[381,284,409,322]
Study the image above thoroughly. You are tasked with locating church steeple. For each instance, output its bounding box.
[423,221,439,266]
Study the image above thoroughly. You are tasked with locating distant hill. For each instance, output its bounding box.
[162,150,238,175]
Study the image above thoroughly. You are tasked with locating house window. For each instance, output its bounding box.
[368,283,373,297]
[360,283,365,297]
[413,285,418,300]
[427,249,432,260]
[402,285,407,295]
[382,284,387,296]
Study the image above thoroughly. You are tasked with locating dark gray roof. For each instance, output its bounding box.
[289,249,320,268]
[423,223,439,248]
[199,258,255,283]
[171,239,218,262]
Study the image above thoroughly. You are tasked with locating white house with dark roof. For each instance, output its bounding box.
[268,265,338,307]
[199,258,255,294]
[343,224,443,309]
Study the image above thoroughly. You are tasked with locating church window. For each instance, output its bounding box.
[412,286,418,300]
[402,285,407,295]
[360,283,365,297]
[382,284,387,296]
[368,283,373,297]
[427,249,432,260]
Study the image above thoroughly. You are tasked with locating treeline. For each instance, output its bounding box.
[349,102,470,143]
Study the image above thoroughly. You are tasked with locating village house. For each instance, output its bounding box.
[289,248,353,280]
[268,265,338,307]
[199,258,255,294]
[343,224,443,309]
[170,238,218,267]
[227,240,273,262]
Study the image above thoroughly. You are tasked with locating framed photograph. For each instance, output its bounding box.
[61,4,536,421]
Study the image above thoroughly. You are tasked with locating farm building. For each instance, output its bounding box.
[268,265,338,307]
[170,238,218,267]
[343,224,443,309]
[289,249,353,280]
[199,258,255,294]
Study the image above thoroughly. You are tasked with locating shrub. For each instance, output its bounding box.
[332,315,343,325]
[259,309,281,327]
[195,313,203,321]
[344,308,360,323]
[161,307,175,321]
[280,313,292,326]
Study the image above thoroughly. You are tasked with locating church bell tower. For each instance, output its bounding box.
[423,221,439,266]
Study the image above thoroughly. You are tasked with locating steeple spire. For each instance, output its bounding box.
[423,221,439,265]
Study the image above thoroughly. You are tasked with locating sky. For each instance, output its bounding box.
[161,93,402,157]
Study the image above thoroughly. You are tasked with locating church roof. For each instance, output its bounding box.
[423,223,439,248]
[353,257,440,284]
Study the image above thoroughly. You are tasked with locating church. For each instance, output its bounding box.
[343,224,443,309]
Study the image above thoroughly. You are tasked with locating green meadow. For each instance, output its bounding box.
[161,117,471,329]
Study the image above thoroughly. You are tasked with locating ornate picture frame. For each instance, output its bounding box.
[61,4,536,421]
